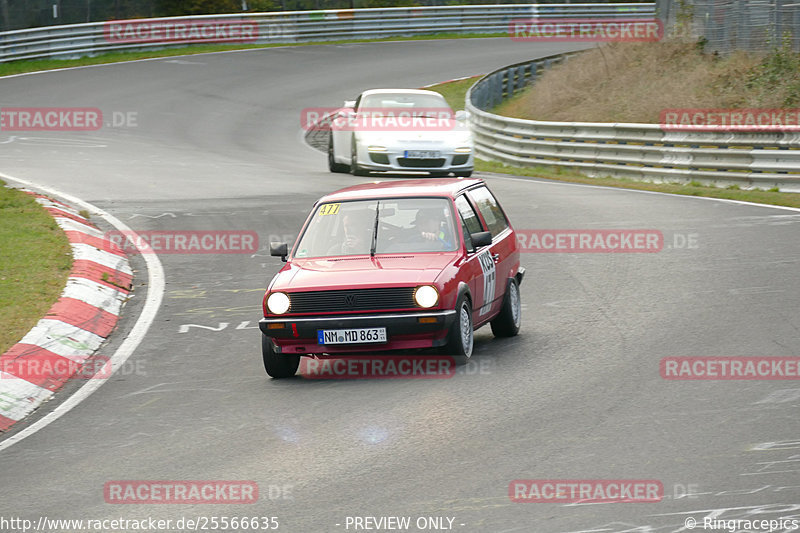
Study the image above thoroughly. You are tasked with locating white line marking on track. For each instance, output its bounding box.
[0,172,165,452]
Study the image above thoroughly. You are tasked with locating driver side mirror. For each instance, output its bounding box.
[270,242,288,262]
[470,231,492,248]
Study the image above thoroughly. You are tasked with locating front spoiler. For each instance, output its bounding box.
[259,310,456,340]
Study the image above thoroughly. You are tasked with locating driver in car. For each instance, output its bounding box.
[412,208,454,250]
[328,210,373,255]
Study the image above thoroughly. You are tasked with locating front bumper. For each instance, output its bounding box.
[259,310,456,354]
[358,149,474,172]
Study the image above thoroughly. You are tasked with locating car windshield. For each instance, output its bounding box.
[358,93,451,115]
[293,197,458,258]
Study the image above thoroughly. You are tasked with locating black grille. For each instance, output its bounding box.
[370,153,390,164]
[397,158,446,168]
[452,155,469,165]
[287,287,417,314]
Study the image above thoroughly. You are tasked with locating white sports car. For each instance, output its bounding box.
[328,88,474,177]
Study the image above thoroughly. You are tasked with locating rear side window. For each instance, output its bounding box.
[468,186,509,237]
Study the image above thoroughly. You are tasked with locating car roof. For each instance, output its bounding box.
[318,178,484,203]
[360,88,444,97]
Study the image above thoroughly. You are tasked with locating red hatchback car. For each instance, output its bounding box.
[259,178,524,378]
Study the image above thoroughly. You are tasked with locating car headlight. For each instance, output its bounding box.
[454,147,472,153]
[414,285,439,308]
[368,145,387,152]
[267,292,291,314]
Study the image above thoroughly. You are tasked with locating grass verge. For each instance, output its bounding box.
[426,76,480,111]
[0,181,73,354]
[0,32,506,79]
[493,40,800,122]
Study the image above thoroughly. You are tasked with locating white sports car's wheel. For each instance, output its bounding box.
[328,136,350,173]
[351,140,369,176]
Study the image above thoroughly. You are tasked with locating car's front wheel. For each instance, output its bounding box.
[455,171,473,178]
[262,335,300,378]
[351,141,369,176]
[441,295,473,365]
[490,278,521,337]
[329,136,350,173]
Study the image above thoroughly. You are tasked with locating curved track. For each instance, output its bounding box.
[1,38,799,532]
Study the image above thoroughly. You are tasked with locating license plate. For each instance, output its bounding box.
[318,327,387,345]
[404,150,440,159]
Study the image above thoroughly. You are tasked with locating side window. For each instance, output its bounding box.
[468,186,509,237]
[455,195,483,235]
[460,217,474,252]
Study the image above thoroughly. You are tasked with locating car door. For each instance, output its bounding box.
[454,194,495,326]
[465,185,516,320]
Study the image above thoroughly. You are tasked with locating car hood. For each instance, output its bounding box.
[270,253,458,292]
[356,127,472,145]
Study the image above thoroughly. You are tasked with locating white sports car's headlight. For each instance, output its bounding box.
[414,285,439,308]
[267,292,291,314]
[454,147,472,153]
[368,145,387,152]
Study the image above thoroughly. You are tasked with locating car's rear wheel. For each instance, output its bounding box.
[490,278,521,338]
[351,141,369,176]
[441,295,473,365]
[329,136,350,173]
[262,335,300,378]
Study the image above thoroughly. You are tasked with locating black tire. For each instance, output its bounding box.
[490,278,521,338]
[328,136,350,173]
[455,171,473,178]
[441,295,474,365]
[262,335,300,378]
[351,141,369,176]
[429,171,450,178]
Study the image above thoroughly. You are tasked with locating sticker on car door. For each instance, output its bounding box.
[478,250,496,316]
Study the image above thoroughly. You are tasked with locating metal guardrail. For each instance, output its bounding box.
[0,4,655,63]
[466,53,800,193]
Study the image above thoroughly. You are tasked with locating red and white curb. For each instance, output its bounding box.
[0,192,132,432]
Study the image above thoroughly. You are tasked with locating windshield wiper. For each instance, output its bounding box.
[370,201,380,257]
